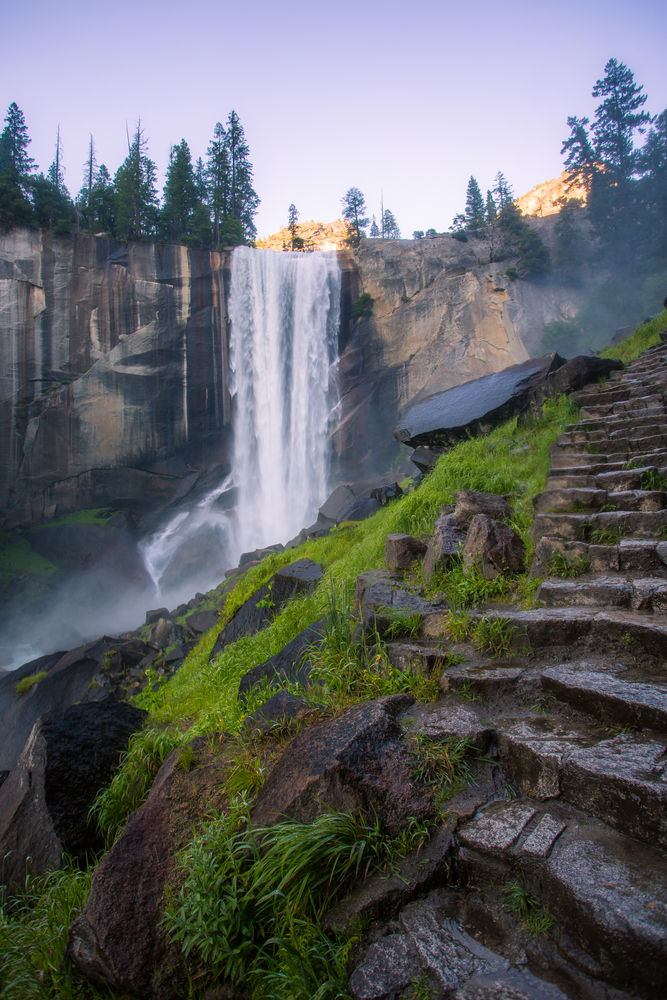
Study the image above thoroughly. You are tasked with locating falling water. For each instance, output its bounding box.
[228,246,341,552]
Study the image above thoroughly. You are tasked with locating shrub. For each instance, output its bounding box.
[351,292,373,321]
[14,671,47,695]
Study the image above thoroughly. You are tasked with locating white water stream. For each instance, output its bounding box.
[140,246,341,596]
[229,246,341,552]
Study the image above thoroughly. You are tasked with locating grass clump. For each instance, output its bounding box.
[600,309,667,365]
[14,671,48,695]
[0,861,104,1000]
[90,726,186,844]
[504,876,553,937]
[550,551,588,578]
[472,615,517,657]
[382,606,422,639]
[164,803,421,992]
[411,734,475,803]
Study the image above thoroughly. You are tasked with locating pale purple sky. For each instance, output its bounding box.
[2,0,666,238]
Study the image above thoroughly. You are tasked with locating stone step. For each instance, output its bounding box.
[558,419,667,445]
[530,537,667,576]
[548,452,667,480]
[532,487,665,514]
[457,800,667,997]
[529,508,667,544]
[535,576,667,611]
[573,387,631,407]
[473,606,667,657]
[547,465,660,490]
[580,394,665,419]
[541,662,667,731]
[496,718,667,849]
[565,409,666,434]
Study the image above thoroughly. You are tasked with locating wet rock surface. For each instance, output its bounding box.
[67,734,228,999]
[462,514,525,579]
[384,533,428,571]
[394,353,564,450]
[0,699,146,893]
[209,559,323,660]
[423,514,467,581]
[251,694,432,833]
[237,617,326,701]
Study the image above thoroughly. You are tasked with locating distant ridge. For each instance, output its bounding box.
[515,170,588,217]
[255,219,349,252]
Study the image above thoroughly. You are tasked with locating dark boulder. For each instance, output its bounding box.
[145,607,169,626]
[318,484,356,522]
[453,489,511,527]
[410,445,443,474]
[423,514,467,582]
[239,543,285,568]
[395,353,565,450]
[251,694,433,834]
[185,608,219,633]
[384,533,428,571]
[0,637,149,772]
[67,734,227,999]
[370,482,403,506]
[337,496,382,523]
[209,559,323,661]
[526,354,624,413]
[238,618,326,702]
[0,699,146,893]
[462,515,525,579]
[242,691,315,737]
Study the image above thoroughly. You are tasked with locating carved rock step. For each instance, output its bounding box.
[558,418,667,444]
[457,800,667,998]
[580,393,665,418]
[535,576,667,610]
[547,466,665,490]
[530,537,667,577]
[565,408,666,435]
[532,487,665,514]
[530,507,667,543]
[474,606,667,657]
[548,451,667,478]
[541,661,667,731]
[550,433,667,463]
[495,716,667,847]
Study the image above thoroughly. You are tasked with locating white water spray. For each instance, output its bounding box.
[228,246,341,552]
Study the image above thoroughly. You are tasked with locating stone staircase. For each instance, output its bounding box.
[431,342,667,998]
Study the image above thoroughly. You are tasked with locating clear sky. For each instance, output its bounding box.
[2,0,666,239]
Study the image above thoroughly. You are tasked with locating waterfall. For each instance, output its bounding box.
[228,246,341,553]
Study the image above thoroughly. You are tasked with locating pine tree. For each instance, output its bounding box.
[76,135,97,233]
[88,164,116,235]
[591,58,651,181]
[465,176,485,229]
[287,203,304,250]
[381,208,401,239]
[225,111,259,244]
[206,121,230,249]
[492,172,514,210]
[485,190,497,223]
[341,187,369,245]
[0,102,34,229]
[161,139,200,244]
[369,215,380,237]
[113,121,159,241]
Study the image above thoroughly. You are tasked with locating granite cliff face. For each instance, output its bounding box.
[1,225,588,528]
[334,225,587,475]
[0,229,231,529]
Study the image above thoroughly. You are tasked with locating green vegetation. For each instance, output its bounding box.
[550,551,589,578]
[90,726,186,845]
[411,734,477,805]
[14,671,48,695]
[164,803,425,993]
[0,532,57,584]
[351,291,374,321]
[0,394,578,999]
[504,877,554,937]
[0,861,103,1000]
[601,309,667,364]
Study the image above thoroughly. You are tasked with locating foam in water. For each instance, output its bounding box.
[228,246,341,552]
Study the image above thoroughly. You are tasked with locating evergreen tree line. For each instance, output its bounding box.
[0,106,259,247]
[341,188,401,244]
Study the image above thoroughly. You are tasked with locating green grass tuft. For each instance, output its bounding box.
[14,671,48,695]
[600,309,667,364]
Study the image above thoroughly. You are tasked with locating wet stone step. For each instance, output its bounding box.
[541,662,667,731]
[533,487,665,514]
[458,801,667,997]
[496,716,605,800]
[530,507,667,543]
[535,577,632,609]
[562,734,667,849]
[530,537,667,576]
[566,408,666,434]
[476,606,667,657]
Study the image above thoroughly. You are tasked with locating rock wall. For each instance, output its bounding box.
[0,230,231,528]
[0,224,590,526]
[334,223,588,476]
